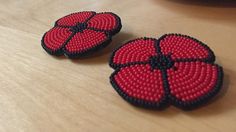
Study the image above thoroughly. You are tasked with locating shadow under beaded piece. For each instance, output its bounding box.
[41,11,122,58]
[109,34,224,110]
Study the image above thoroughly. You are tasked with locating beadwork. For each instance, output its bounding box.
[109,34,224,110]
[41,11,122,58]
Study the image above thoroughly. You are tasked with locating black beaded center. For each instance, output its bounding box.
[149,55,174,70]
[70,23,88,32]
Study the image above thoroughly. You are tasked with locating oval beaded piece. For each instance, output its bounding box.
[42,27,72,55]
[87,13,121,35]
[159,34,215,62]
[111,64,167,108]
[167,62,223,109]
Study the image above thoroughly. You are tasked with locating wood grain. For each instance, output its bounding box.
[0,0,236,131]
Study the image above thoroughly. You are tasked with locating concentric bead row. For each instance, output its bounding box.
[167,62,218,102]
[65,29,107,53]
[88,13,117,31]
[113,39,157,65]
[44,27,72,51]
[56,11,94,26]
[114,64,164,102]
[160,35,209,60]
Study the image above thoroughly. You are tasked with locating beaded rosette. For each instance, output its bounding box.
[41,11,122,58]
[109,34,223,110]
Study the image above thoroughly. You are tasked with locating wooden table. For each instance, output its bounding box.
[0,0,235,131]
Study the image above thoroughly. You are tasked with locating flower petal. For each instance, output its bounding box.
[110,38,158,68]
[110,64,167,109]
[87,12,121,35]
[159,34,215,62]
[63,29,110,58]
[167,62,223,109]
[41,27,73,55]
[55,11,96,27]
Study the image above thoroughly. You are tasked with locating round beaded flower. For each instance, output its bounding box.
[109,34,223,110]
[41,11,122,58]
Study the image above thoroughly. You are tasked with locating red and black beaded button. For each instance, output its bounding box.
[41,11,122,58]
[109,34,224,110]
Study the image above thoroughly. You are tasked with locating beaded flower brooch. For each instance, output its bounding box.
[41,11,122,58]
[109,34,224,110]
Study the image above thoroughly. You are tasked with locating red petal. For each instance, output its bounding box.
[42,27,72,55]
[167,62,223,109]
[56,11,95,27]
[87,13,121,34]
[159,34,215,62]
[111,64,166,108]
[64,29,110,57]
[110,38,157,68]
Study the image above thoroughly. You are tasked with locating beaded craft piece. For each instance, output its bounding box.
[109,34,224,110]
[41,11,122,58]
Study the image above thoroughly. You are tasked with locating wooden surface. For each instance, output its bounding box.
[0,0,236,131]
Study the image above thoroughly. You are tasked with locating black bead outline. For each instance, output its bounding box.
[41,11,122,58]
[109,34,224,110]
